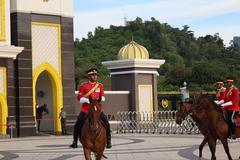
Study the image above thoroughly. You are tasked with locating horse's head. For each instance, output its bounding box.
[88,96,102,118]
[42,104,49,114]
[176,101,193,125]
[194,93,222,115]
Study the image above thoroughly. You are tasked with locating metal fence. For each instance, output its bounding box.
[116,111,199,135]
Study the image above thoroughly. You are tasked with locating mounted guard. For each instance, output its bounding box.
[70,68,112,149]
[214,80,226,105]
[221,77,240,139]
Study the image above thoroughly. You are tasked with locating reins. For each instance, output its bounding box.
[87,101,103,143]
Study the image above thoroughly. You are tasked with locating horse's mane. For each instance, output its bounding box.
[87,99,102,125]
[88,99,102,116]
[207,96,224,114]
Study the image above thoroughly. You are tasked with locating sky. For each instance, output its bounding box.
[73,0,240,46]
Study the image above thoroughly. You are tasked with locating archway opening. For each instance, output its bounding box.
[35,71,54,133]
[33,63,63,134]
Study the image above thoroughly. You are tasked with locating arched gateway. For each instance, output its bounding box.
[0,0,76,137]
[33,63,63,133]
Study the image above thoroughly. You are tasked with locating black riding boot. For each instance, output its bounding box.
[227,111,236,139]
[228,124,236,139]
[69,128,78,148]
[100,112,112,149]
[70,112,86,148]
[231,124,236,139]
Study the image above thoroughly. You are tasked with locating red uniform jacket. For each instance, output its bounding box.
[216,87,226,101]
[77,81,104,113]
[224,86,240,111]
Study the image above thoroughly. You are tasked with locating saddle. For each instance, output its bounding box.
[222,110,240,127]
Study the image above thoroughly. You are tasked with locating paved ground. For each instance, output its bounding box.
[0,134,240,160]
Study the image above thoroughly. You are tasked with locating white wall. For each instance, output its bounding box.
[32,24,60,74]
[138,85,153,112]
[10,0,73,17]
[0,68,4,94]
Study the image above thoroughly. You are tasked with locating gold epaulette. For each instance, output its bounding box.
[80,82,88,86]
[98,82,103,86]
[220,87,226,92]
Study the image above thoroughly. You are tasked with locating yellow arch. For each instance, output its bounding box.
[0,93,8,135]
[33,63,63,133]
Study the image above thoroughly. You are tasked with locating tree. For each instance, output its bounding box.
[74,17,239,91]
[191,62,227,84]
[165,64,191,85]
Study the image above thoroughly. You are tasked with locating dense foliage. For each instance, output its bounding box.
[74,17,240,91]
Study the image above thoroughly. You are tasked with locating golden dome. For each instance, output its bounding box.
[118,41,149,60]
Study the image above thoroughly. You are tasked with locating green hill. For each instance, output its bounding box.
[74,17,240,91]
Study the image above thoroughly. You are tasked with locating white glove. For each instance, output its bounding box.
[101,96,106,102]
[79,97,90,104]
[214,100,219,104]
[216,100,224,105]
[221,101,233,107]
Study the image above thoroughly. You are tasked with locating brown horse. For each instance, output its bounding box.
[80,97,107,160]
[176,101,212,158]
[176,94,240,160]
[36,104,48,132]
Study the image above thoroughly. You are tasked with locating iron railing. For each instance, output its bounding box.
[116,111,199,134]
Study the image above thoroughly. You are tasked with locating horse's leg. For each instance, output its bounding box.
[199,137,207,158]
[37,120,39,132]
[207,138,217,160]
[38,120,41,132]
[220,138,233,160]
[83,148,92,160]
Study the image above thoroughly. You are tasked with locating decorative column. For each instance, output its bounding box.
[0,0,23,136]
[102,41,165,112]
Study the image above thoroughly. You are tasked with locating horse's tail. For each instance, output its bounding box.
[102,154,108,159]
[95,153,108,159]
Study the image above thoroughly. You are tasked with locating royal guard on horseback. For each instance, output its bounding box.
[214,80,226,105]
[221,77,240,139]
[70,68,112,149]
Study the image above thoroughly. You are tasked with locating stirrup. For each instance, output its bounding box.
[231,134,236,140]
[69,142,78,148]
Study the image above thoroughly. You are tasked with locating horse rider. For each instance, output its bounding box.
[214,80,226,105]
[70,68,112,149]
[221,77,240,139]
